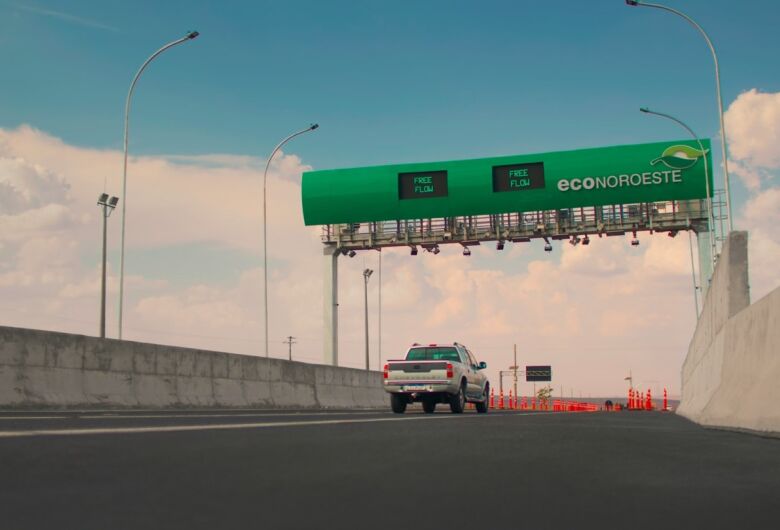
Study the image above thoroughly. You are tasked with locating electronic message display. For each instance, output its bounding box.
[398,171,448,200]
[526,365,552,382]
[301,139,713,225]
[493,162,545,192]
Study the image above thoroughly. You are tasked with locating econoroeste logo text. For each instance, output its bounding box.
[557,144,707,193]
[557,170,682,192]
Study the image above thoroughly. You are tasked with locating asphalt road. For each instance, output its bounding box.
[1,408,778,530]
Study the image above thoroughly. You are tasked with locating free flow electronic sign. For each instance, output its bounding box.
[526,365,552,382]
[398,171,449,200]
[493,162,545,192]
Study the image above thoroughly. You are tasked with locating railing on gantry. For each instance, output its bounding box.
[322,199,711,252]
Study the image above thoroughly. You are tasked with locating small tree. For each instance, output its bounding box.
[537,385,553,409]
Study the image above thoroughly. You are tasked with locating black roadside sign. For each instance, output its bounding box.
[526,365,552,382]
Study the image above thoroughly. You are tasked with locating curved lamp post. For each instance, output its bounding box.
[117,30,199,340]
[640,106,714,318]
[262,124,319,357]
[626,1,733,232]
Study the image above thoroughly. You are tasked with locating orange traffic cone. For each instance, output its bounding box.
[499,390,505,410]
[490,388,495,409]
[663,388,668,411]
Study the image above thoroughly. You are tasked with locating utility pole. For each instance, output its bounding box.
[283,336,297,361]
[510,344,519,405]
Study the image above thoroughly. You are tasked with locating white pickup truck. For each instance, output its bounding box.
[383,343,490,414]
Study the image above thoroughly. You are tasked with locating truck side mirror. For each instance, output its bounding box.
[479,361,487,370]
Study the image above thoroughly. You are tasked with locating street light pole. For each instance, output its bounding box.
[363,268,373,370]
[262,124,319,358]
[687,231,701,318]
[640,107,717,269]
[117,30,199,340]
[377,250,382,370]
[98,194,119,339]
[626,1,733,232]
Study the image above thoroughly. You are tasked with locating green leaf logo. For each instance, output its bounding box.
[651,144,709,169]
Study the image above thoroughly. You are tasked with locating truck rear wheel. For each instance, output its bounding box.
[449,382,466,414]
[476,385,489,414]
[390,393,407,414]
[422,399,436,414]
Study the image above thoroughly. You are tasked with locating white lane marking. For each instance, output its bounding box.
[0,416,69,420]
[0,411,387,421]
[76,411,386,420]
[0,411,560,438]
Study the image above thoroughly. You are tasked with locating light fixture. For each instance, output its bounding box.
[544,244,552,252]
[569,236,580,246]
[631,239,640,246]
[668,230,678,238]
[432,246,440,255]
[348,250,356,258]
[463,247,471,256]
[496,241,504,251]
[582,235,590,246]
[108,196,119,207]
[98,193,109,205]
[410,246,418,256]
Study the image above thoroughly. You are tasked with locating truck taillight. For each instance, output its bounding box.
[383,364,389,379]
[446,363,453,378]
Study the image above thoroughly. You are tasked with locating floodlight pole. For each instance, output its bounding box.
[98,195,118,339]
[101,202,109,338]
[262,124,319,357]
[117,30,199,340]
[363,268,373,370]
[627,1,733,232]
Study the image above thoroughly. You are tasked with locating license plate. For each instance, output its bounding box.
[403,385,431,392]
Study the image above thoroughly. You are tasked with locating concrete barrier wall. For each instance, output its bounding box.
[0,326,388,409]
[677,231,780,433]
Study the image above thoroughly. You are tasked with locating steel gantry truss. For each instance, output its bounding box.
[320,198,714,366]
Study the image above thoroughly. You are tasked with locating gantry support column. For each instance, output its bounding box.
[696,224,715,301]
[323,244,339,366]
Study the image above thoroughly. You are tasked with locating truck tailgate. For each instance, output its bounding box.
[387,360,449,383]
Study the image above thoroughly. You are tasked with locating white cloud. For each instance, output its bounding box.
[723,89,780,300]
[725,89,780,190]
[2,123,770,397]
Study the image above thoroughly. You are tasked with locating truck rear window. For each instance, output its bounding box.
[406,347,460,362]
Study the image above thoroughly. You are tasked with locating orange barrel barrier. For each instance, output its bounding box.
[490,388,495,408]
[663,388,668,411]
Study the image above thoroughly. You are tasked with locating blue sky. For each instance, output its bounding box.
[1,0,778,173]
[1,1,778,394]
